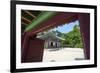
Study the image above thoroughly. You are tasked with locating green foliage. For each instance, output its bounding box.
[61,25,83,48]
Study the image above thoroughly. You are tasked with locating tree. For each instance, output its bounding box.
[61,25,83,48]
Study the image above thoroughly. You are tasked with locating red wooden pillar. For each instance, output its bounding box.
[21,33,44,63]
[78,13,90,59]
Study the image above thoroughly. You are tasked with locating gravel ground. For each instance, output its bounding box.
[43,48,85,62]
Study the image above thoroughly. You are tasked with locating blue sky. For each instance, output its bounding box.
[52,20,79,33]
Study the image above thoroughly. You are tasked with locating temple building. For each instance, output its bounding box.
[37,31,65,49]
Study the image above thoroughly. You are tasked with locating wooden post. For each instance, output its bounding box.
[21,33,44,63]
[78,13,90,59]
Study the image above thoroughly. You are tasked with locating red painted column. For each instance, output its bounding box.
[21,32,30,62]
[21,33,45,63]
[78,13,90,59]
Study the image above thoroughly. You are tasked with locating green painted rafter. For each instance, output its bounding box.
[25,11,57,32]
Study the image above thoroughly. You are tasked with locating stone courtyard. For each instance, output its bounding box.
[43,48,85,62]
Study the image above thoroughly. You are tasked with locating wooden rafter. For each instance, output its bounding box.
[21,16,31,23]
[24,10,36,18]
[25,11,57,32]
[22,22,27,25]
